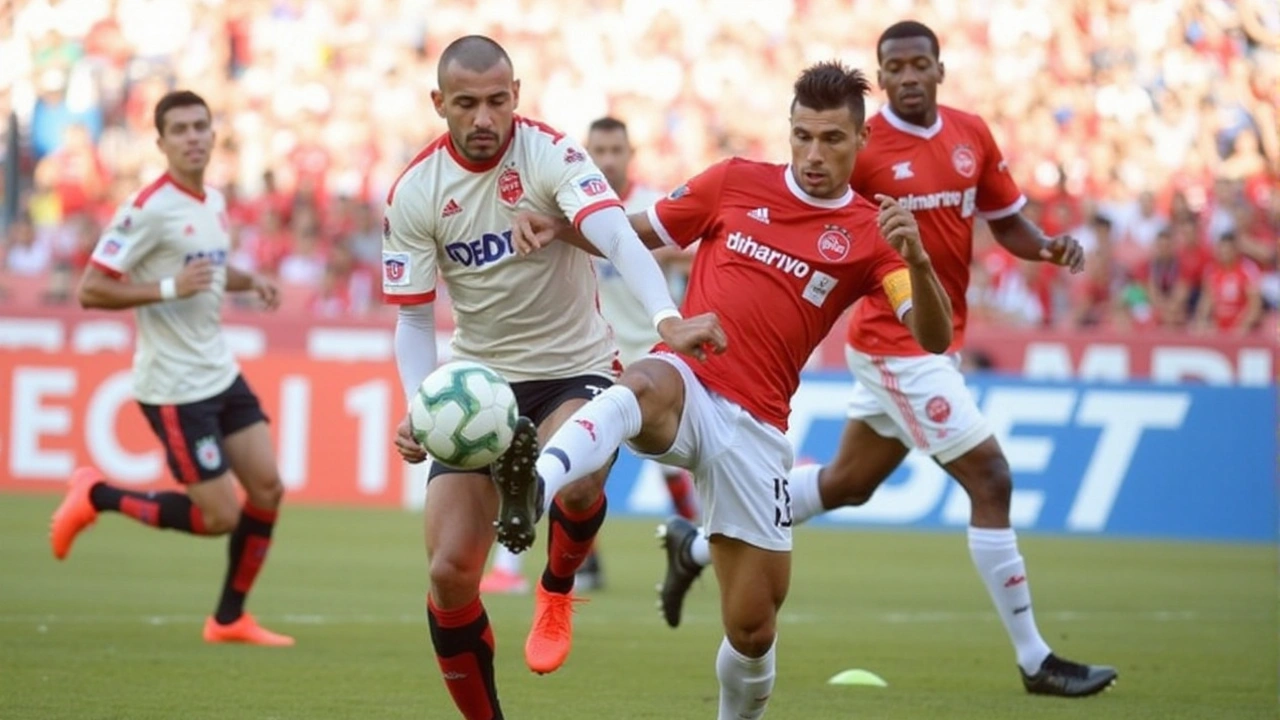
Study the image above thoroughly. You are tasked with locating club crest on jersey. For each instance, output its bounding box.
[498,167,524,206]
[102,239,122,257]
[579,175,609,197]
[195,435,221,471]
[952,144,977,178]
[817,225,851,262]
[383,251,410,285]
[564,147,585,164]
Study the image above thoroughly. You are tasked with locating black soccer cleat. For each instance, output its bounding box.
[492,416,543,554]
[1021,654,1117,697]
[655,516,703,628]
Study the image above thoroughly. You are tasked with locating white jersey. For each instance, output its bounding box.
[383,116,622,382]
[89,174,238,405]
[593,184,667,365]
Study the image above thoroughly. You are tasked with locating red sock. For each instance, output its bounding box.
[427,595,502,720]
[663,469,699,521]
[214,503,276,624]
[542,494,607,594]
[90,484,208,534]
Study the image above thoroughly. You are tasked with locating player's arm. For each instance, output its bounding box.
[225,264,281,310]
[987,213,1084,273]
[511,210,667,258]
[78,205,213,310]
[875,194,952,353]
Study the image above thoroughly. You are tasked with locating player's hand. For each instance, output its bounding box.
[175,259,215,297]
[252,274,281,311]
[511,211,562,256]
[658,313,728,362]
[874,194,928,266]
[395,414,428,464]
[1040,234,1086,274]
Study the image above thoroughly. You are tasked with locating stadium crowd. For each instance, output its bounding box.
[1,0,1276,334]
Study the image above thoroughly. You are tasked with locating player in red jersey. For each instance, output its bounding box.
[663,21,1117,698]
[498,61,954,720]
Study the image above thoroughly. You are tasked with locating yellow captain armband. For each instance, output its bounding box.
[881,267,912,314]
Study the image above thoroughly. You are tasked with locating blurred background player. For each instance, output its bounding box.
[503,61,954,720]
[479,116,699,596]
[660,20,1117,697]
[48,90,291,647]
[383,35,714,718]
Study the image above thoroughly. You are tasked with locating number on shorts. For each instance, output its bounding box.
[773,477,793,528]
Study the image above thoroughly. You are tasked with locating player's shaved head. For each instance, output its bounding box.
[877,20,940,63]
[438,35,513,86]
[791,61,871,126]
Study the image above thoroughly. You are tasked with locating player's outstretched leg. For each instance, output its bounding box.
[947,438,1116,696]
[655,515,705,628]
[492,417,542,554]
[203,421,293,647]
[525,492,604,674]
[50,466,217,560]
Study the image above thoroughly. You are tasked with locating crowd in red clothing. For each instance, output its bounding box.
[1,0,1276,335]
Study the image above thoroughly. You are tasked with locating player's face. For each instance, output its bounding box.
[877,37,944,123]
[586,128,632,193]
[432,60,520,163]
[156,104,214,175]
[789,104,867,199]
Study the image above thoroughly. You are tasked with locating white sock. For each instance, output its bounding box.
[716,637,776,720]
[535,385,642,513]
[492,546,523,574]
[968,527,1053,675]
[690,531,712,566]
[786,464,826,525]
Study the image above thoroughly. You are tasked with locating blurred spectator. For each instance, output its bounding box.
[1193,231,1264,335]
[0,0,1274,338]
[1138,228,1189,328]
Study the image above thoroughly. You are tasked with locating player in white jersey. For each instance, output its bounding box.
[49,91,293,647]
[478,116,700,596]
[384,36,723,719]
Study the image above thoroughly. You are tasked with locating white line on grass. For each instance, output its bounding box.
[0,609,1209,627]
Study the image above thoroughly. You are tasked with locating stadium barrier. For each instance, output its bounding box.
[1,350,1273,543]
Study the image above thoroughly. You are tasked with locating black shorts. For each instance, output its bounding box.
[427,373,613,481]
[138,374,269,485]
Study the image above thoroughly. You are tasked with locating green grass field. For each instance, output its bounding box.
[2,493,1275,719]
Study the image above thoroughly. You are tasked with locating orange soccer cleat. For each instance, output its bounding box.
[524,585,583,674]
[479,568,529,595]
[50,467,103,560]
[202,614,295,647]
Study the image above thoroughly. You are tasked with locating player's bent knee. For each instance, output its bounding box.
[822,463,877,507]
[199,504,240,535]
[428,553,485,599]
[555,473,606,511]
[245,475,285,510]
[952,446,1013,510]
[724,621,778,658]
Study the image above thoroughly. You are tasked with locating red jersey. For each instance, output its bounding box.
[1204,260,1260,330]
[847,105,1024,356]
[648,158,912,431]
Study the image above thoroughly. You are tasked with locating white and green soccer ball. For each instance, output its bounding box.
[410,361,518,470]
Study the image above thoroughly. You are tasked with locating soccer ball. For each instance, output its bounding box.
[410,361,518,470]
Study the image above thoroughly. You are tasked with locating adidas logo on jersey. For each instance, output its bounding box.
[442,199,463,218]
[747,207,770,224]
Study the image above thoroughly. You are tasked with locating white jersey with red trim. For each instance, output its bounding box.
[88,173,238,405]
[382,116,623,382]
[593,183,668,365]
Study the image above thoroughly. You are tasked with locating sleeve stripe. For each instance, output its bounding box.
[571,199,624,230]
[978,195,1027,220]
[383,289,437,305]
[645,205,679,247]
[89,258,125,280]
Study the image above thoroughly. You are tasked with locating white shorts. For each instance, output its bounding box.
[845,347,992,464]
[630,353,794,552]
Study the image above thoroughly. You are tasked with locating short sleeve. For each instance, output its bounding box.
[645,159,731,249]
[539,134,624,229]
[381,187,438,305]
[974,119,1026,220]
[868,238,913,321]
[89,203,158,279]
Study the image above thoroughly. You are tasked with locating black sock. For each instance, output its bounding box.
[213,504,277,624]
[89,483,207,533]
[541,495,608,594]
[428,597,502,720]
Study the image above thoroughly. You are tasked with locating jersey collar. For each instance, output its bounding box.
[881,105,943,140]
[445,122,516,173]
[783,165,853,208]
